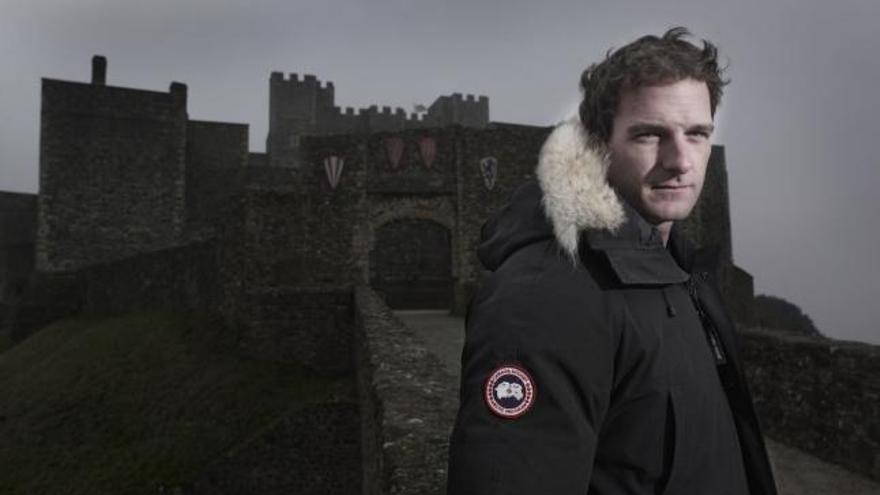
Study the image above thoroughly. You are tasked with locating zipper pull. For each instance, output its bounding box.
[706,327,728,365]
[686,275,728,366]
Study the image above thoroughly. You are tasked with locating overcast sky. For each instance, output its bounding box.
[1,0,878,344]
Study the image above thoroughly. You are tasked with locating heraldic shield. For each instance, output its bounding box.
[385,137,404,170]
[418,136,436,169]
[323,156,345,190]
[479,156,498,190]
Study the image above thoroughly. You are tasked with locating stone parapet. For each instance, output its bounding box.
[741,327,880,481]
[354,286,456,495]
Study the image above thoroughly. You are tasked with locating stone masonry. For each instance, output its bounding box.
[0,192,36,302]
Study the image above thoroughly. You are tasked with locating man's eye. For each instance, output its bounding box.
[634,133,661,141]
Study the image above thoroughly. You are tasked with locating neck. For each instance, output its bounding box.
[657,221,673,246]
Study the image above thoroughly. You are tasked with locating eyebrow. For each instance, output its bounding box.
[627,123,715,136]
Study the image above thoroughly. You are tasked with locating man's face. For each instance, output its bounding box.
[606,78,714,229]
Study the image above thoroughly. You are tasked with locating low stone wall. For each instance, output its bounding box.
[741,327,880,481]
[354,286,457,495]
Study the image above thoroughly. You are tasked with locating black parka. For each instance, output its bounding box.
[447,120,777,495]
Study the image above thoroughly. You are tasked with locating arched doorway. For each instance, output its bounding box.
[369,219,452,309]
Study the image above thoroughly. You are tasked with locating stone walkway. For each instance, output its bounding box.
[395,309,880,495]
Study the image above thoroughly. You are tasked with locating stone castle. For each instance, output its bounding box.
[2,55,750,318]
[1,56,877,491]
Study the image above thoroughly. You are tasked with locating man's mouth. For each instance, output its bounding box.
[652,185,689,189]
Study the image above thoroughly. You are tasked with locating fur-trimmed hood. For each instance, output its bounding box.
[536,117,626,256]
[477,118,627,270]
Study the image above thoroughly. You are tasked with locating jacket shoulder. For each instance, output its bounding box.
[479,238,611,304]
[470,239,619,351]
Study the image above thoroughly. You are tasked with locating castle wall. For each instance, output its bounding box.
[244,123,551,313]
[185,120,248,233]
[741,328,880,481]
[243,133,366,290]
[456,123,551,312]
[10,241,222,342]
[299,124,545,313]
[187,120,248,170]
[247,152,267,168]
[37,79,187,271]
[0,192,37,301]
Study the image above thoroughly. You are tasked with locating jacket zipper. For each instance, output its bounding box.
[686,273,728,366]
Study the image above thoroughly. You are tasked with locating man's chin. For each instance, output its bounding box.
[643,203,695,223]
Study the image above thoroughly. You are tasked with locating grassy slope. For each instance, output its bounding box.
[0,312,349,495]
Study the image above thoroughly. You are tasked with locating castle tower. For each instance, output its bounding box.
[266,73,336,168]
[423,93,489,128]
[36,57,188,271]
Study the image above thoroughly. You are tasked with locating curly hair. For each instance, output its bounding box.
[578,27,729,143]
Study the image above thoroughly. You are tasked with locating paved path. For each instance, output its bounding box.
[395,309,880,495]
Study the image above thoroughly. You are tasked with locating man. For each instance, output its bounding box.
[447,28,777,494]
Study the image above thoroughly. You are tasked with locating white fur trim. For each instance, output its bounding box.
[536,118,626,258]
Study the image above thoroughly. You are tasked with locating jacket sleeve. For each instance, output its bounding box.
[447,265,617,494]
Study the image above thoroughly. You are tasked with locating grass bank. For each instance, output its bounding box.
[0,311,350,494]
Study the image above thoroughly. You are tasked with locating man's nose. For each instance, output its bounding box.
[660,135,693,174]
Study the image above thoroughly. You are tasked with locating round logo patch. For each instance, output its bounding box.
[484,364,536,419]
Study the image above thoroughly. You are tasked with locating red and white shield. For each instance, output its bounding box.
[385,137,404,169]
[418,136,436,169]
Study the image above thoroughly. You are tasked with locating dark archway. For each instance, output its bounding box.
[369,219,452,309]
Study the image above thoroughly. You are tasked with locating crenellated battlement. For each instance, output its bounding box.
[326,105,427,127]
[269,72,333,89]
[266,71,490,167]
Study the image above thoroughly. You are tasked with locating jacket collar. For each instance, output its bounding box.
[536,118,692,285]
